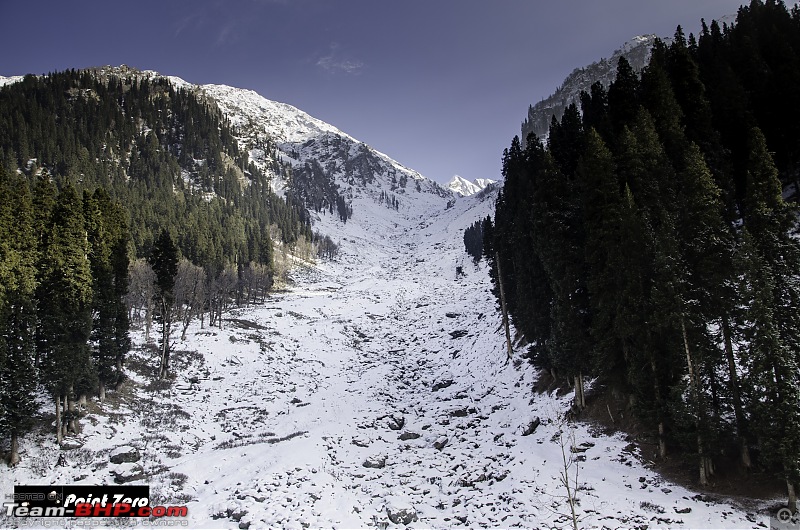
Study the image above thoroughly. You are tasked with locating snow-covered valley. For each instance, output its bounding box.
[1,186,769,529]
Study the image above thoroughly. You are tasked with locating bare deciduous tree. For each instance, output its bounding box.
[125,258,156,341]
[174,259,207,340]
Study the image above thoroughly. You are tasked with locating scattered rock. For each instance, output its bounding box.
[399,432,421,441]
[674,507,692,514]
[352,436,371,448]
[432,379,454,392]
[450,407,475,417]
[60,439,84,450]
[445,312,461,318]
[363,455,387,469]
[449,330,468,339]
[109,445,140,464]
[110,463,145,484]
[228,509,247,522]
[434,436,449,451]
[386,414,405,431]
[386,501,418,525]
[521,418,540,436]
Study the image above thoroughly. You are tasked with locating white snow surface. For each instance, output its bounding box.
[2,185,769,529]
[447,175,496,197]
[0,75,24,87]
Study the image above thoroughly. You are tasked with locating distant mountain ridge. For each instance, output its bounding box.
[446,175,496,197]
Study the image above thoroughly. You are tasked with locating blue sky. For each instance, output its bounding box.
[0,0,748,184]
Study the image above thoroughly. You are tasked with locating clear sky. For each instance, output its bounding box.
[0,0,749,184]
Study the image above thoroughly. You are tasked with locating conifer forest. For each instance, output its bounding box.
[486,1,800,507]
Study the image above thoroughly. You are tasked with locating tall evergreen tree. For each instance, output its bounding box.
[37,183,94,444]
[85,188,130,400]
[530,144,591,408]
[0,168,38,465]
[607,56,641,137]
[580,130,627,381]
[740,127,800,509]
[149,229,178,380]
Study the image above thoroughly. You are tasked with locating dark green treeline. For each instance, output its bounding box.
[0,68,312,268]
[487,0,800,507]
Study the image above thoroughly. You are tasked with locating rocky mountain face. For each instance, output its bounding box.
[521,34,657,143]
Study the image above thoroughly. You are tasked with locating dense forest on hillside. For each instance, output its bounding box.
[487,0,800,508]
[0,69,318,465]
[0,69,312,265]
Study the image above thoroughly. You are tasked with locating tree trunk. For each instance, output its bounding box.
[159,295,172,379]
[67,386,78,434]
[495,252,513,362]
[99,381,106,402]
[145,301,152,342]
[682,317,711,486]
[788,479,797,514]
[647,332,667,459]
[55,395,62,445]
[722,316,751,469]
[574,374,586,410]
[9,431,20,466]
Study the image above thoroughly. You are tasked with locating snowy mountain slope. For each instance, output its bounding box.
[201,83,356,146]
[1,186,769,529]
[200,82,451,204]
[446,175,496,197]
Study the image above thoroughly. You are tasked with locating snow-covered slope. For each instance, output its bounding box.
[201,83,355,146]
[1,184,768,528]
[446,175,496,197]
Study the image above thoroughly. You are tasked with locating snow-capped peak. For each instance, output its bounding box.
[447,175,496,197]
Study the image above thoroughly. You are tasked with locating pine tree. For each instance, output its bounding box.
[149,229,178,380]
[608,56,641,137]
[37,183,94,444]
[740,127,800,510]
[614,114,685,459]
[0,168,38,465]
[85,188,130,400]
[530,144,590,408]
[580,129,626,381]
[463,220,484,263]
